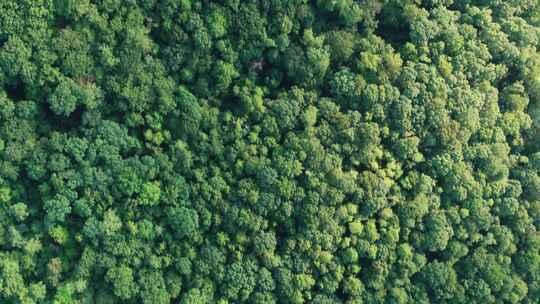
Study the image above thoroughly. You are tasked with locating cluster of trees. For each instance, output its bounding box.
[0,0,539,303]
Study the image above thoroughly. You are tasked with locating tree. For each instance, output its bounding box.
[166,206,199,239]
[139,181,161,206]
[106,265,138,300]
[0,1,539,303]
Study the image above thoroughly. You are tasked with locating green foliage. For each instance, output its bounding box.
[167,206,199,239]
[48,78,101,116]
[106,265,138,300]
[139,181,161,206]
[0,1,538,303]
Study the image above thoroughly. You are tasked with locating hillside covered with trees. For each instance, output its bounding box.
[0,0,540,303]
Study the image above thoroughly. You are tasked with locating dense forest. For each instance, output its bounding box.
[0,0,539,303]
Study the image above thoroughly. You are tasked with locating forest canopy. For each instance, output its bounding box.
[0,0,540,303]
